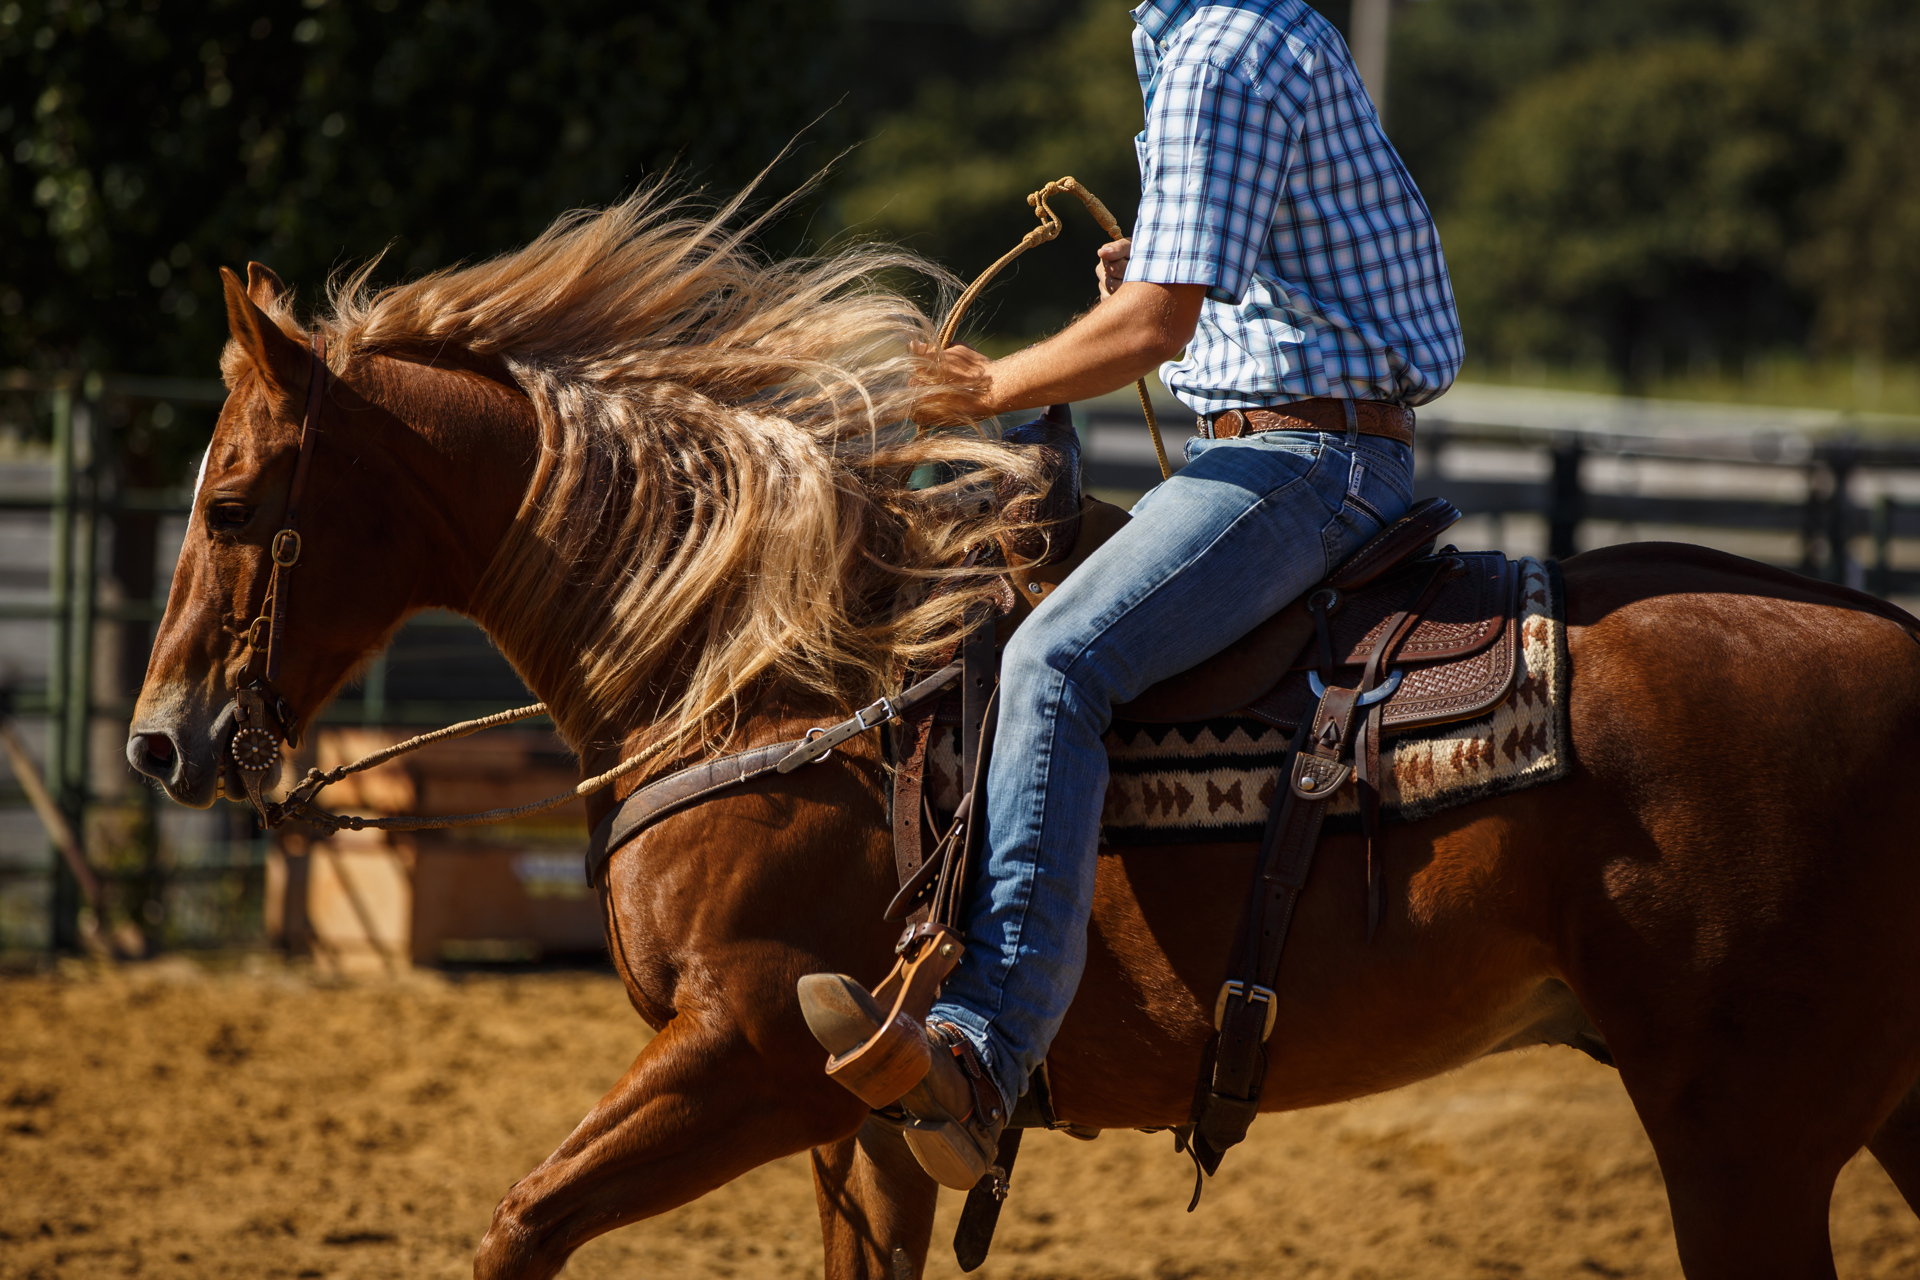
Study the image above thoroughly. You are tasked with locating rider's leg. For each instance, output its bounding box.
[929,430,1414,1113]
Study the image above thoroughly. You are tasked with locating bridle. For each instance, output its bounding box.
[205,329,884,837]
[207,175,1135,841]
[224,332,328,821]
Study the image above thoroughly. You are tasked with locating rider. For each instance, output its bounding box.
[804,0,1462,1188]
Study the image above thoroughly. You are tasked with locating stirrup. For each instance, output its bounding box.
[799,924,965,1108]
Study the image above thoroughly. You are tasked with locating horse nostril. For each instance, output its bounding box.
[128,731,178,778]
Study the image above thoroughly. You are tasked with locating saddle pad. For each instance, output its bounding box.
[924,558,1569,846]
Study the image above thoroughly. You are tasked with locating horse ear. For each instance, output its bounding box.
[246,261,288,309]
[220,265,310,407]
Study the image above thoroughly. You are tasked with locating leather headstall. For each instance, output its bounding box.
[225,332,329,825]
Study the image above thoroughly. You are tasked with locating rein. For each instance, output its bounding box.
[225,177,1156,838]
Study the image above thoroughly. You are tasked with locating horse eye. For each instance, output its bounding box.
[208,502,253,530]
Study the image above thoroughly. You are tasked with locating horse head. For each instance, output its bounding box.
[126,190,1044,813]
[126,262,532,807]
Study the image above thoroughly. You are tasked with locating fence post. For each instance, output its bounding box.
[1824,441,1858,586]
[1871,495,1894,598]
[1547,435,1585,559]
[66,390,98,905]
[46,380,77,951]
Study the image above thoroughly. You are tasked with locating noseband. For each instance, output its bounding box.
[224,332,328,822]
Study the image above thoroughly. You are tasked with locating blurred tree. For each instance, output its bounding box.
[833,0,1144,341]
[1387,0,1761,212]
[1398,0,1920,374]
[1775,0,1920,358]
[0,0,843,392]
[1440,39,1837,382]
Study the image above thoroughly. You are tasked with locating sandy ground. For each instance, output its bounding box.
[2,962,1916,1280]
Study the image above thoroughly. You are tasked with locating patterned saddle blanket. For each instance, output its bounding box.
[928,556,1570,845]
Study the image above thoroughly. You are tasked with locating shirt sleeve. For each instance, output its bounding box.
[1127,55,1298,306]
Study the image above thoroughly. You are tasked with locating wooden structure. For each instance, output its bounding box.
[267,727,600,970]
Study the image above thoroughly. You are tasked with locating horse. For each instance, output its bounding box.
[127,189,1920,1280]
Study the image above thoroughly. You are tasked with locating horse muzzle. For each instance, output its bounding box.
[127,695,240,809]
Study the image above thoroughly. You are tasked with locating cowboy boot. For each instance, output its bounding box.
[798,973,1006,1190]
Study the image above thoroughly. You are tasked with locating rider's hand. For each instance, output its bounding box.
[1095,239,1131,299]
[909,340,996,423]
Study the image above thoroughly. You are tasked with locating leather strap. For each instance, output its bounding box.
[585,739,798,887]
[890,698,940,922]
[584,663,965,887]
[954,1129,1023,1270]
[1204,398,1415,447]
[263,334,328,684]
[1191,677,1361,1168]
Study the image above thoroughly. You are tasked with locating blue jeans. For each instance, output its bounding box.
[928,429,1416,1110]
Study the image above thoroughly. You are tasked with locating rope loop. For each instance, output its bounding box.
[932,176,1169,481]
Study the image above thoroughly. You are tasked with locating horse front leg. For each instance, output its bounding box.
[473,1011,865,1280]
[812,1118,940,1280]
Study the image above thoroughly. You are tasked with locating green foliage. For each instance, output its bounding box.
[1387,0,1761,211]
[0,0,841,380]
[1399,0,1920,372]
[4,0,1918,413]
[833,0,1144,340]
[1441,40,1836,375]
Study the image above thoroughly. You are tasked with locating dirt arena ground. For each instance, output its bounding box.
[2,961,1916,1280]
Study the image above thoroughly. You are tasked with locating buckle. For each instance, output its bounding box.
[1213,980,1278,1040]
[1307,666,1404,707]
[798,726,832,763]
[855,696,898,731]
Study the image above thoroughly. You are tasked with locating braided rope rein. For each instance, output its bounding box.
[265,702,657,834]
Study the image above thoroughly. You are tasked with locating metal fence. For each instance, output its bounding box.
[5,375,1916,954]
[0,372,541,956]
[1078,398,1920,597]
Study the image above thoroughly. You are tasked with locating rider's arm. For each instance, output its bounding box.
[926,268,1204,420]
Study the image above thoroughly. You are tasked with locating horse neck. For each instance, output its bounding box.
[352,350,537,605]
[358,349,671,759]
[369,351,840,768]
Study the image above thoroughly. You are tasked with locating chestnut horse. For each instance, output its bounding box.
[129,198,1920,1280]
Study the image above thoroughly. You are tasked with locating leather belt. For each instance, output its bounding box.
[1203,398,1415,446]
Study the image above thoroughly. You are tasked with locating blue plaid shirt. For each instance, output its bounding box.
[1128,0,1462,415]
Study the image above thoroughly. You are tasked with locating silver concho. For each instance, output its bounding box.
[231,726,282,773]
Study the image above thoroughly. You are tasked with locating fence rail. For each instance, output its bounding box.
[6,371,1919,954]
[1080,404,1920,595]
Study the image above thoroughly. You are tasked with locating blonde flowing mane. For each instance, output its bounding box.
[318,182,1041,762]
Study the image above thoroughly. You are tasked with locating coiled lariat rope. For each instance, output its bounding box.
[935,176,1172,483]
[256,178,1170,834]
